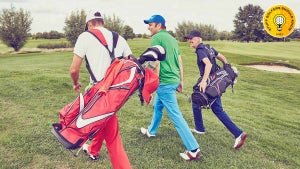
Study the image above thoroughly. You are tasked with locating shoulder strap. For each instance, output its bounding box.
[203,44,215,60]
[203,44,220,73]
[85,29,119,83]
[111,31,119,59]
[87,29,119,60]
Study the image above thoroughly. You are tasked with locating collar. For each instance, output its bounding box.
[195,43,205,50]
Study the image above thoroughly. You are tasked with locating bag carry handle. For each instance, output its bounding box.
[52,123,62,131]
[79,93,84,112]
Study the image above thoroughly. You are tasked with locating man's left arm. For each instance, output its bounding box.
[216,53,228,65]
[70,54,83,92]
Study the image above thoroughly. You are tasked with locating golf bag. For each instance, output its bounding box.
[51,32,166,150]
[51,58,145,149]
[191,64,239,108]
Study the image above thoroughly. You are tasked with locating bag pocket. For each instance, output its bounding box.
[206,77,232,98]
[191,91,209,107]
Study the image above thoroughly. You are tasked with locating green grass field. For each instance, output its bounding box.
[0,39,299,169]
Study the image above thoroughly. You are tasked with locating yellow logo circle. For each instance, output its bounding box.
[263,4,296,38]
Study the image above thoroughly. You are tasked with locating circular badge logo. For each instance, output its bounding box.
[263,4,296,38]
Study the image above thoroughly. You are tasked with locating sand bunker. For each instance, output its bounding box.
[244,64,300,74]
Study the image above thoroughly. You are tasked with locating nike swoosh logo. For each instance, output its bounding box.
[110,67,136,87]
[76,112,115,128]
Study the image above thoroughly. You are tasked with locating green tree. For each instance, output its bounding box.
[0,7,32,51]
[64,10,86,47]
[219,31,233,40]
[175,21,218,41]
[123,25,135,40]
[175,21,196,42]
[200,24,218,41]
[48,30,64,39]
[142,33,149,39]
[136,33,143,38]
[233,4,265,42]
[168,30,175,37]
[288,28,300,39]
[104,14,124,35]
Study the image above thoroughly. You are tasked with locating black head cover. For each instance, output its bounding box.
[138,45,166,64]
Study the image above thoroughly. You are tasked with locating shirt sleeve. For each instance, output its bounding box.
[196,49,207,61]
[211,47,219,56]
[73,32,88,58]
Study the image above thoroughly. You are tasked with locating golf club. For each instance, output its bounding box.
[179,92,191,103]
[67,147,82,157]
[69,136,93,157]
[74,147,83,157]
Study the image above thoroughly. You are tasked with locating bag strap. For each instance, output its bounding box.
[88,29,119,60]
[85,29,119,83]
[203,44,220,74]
[203,44,215,61]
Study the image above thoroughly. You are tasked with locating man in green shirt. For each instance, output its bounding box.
[140,14,203,161]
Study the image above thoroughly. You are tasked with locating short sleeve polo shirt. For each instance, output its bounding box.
[74,27,132,82]
[151,30,181,85]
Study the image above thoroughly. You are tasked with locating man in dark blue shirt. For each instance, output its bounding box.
[185,30,247,149]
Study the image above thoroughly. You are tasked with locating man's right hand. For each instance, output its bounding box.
[73,82,82,93]
[199,81,207,93]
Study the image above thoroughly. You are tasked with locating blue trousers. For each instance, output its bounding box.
[192,97,243,138]
[148,84,199,151]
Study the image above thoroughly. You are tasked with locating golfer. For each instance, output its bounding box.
[70,11,132,168]
[184,30,247,149]
[140,14,203,161]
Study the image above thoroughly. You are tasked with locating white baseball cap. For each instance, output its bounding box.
[86,11,103,23]
[85,11,103,30]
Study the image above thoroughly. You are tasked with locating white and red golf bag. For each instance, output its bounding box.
[51,45,166,150]
[51,58,145,149]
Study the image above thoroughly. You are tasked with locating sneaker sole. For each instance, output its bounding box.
[89,155,99,162]
[82,144,99,161]
[191,129,206,135]
[140,128,147,135]
[141,128,155,138]
[179,152,203,161]
[234,133,248,149]
[179,153,190,160]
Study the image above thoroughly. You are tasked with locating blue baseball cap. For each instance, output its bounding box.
[144,15,165,26]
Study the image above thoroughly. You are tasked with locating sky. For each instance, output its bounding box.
[0,0,299,34]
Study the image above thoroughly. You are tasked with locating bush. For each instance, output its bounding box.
[37,42,71,49]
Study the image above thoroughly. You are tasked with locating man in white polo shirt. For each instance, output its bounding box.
[69,11,132,169]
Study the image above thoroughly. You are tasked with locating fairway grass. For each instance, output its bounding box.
[0,40,299,169]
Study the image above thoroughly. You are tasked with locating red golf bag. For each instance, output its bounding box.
[51,58,151,150]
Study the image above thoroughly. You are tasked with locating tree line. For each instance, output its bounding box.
[0,5,299,51]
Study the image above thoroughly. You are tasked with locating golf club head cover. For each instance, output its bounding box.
[224,63,239,82]
[231,66,239,84]
[138,45,166,64]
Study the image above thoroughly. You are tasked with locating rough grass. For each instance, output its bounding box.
[0,39,299,169]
